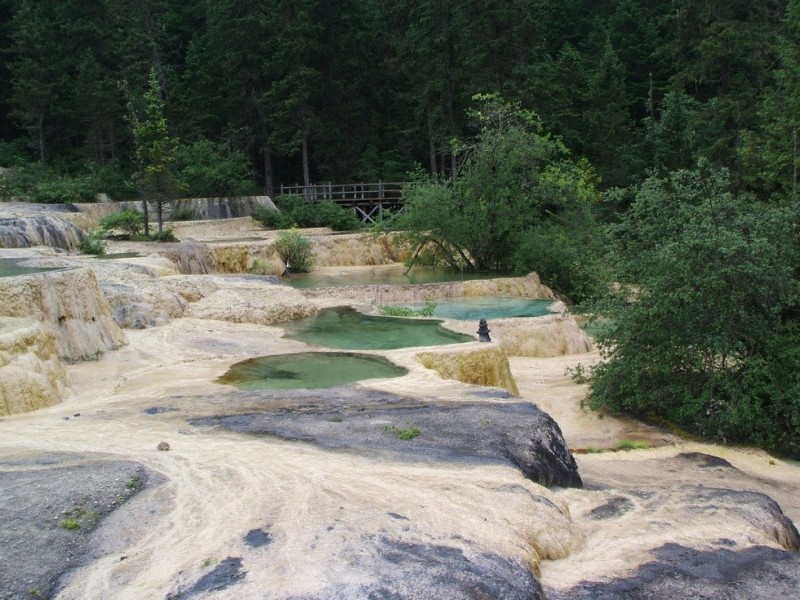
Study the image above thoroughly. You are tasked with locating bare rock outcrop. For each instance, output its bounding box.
[0,216,84,250]
[187,279,316,326]
[416,344,521,397]
[0,318,68,415]
[0,267,126,361]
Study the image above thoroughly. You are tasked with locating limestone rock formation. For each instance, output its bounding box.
[186,278,316,326]
[169,196,277,220]
[0,216,84,250]
[301,272,557,304]
[416,344,521,397]
[311,232,409,266]
[191,385,582,489]
[487,315,592,358]
[0,318,68,415]
[0,267,126,361]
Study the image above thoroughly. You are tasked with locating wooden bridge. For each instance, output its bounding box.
[277,182,407,225]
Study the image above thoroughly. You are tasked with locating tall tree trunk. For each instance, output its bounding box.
[263,143,274,197]
[427,111,437,176]
[142,198,150,237]
[302,131,310,187]
[37,113,45,164]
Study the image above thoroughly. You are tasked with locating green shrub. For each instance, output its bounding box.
[60,518,80,530]
[32,176,96,203]
[273,229,315,272]
[513,222,609,305]
[380,299,437,317]
[310,201,360,231]
[100,209,145,237]
[78,229,106,255]
[153,228,178,242]
[252,205,284,228]
[253,196,361,231]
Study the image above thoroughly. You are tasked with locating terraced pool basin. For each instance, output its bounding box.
[0,258,62,277]
[286,265,505,288]
[217,351,408,390]
[401,296,555,321]
[283,307,473,350]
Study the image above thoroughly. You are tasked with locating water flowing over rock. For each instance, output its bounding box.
[0,216,84,250]
[0,267,126,361]
[0,318,68,415]
[169,195,276,220]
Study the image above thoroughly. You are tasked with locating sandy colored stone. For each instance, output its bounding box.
[0,318,69,415]
[187,284,316,326]
[0,267,126,361]
[416,344,521,397]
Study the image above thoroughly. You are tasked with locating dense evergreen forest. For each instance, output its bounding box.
[0,0,796,200]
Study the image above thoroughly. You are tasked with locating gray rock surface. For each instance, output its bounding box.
[190,386,582,488]
[289,537,543,600]
[546,543,800,599]
[0,454,148,600]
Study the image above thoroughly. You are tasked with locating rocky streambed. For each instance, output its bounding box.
[0,204,798,599]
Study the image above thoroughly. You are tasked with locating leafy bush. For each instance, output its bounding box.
[513,222,610,304]
[153,227,178,242]
[100,209,145,237]
[32,176,96,203]
[589,163,800,456]
[380,299,437,317]
[253,195,361,231]
[394,94,603,274]
[273,229,315,272]
[310,200,360,230]
[78,229,106,255]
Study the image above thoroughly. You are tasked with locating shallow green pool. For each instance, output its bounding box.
[283,307,473,350]
[401,297,555,321]
[217,351,408,390]
[0,258,62,277]
[286,266,505,288]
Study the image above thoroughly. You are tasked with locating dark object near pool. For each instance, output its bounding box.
[477,319,492,342]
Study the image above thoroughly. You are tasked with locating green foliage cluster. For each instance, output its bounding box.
[99,209,144,237]
[273,230,315,273]
[174,138,256,197]
[78,229,106,255]
[383,424,421,440]
[254,195,360,231]
[589,163,800,456]
[394,94,608,303]
[379,299,437,318]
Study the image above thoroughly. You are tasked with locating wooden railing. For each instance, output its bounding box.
[276,181,408,224]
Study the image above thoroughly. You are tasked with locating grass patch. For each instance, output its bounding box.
[383,424,421,440]
[126,475,141,490]
[60,518,80,530]
[614,439,651,451]
[380,299,436,318]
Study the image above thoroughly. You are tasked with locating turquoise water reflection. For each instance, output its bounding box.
[283,307,472,350]
[217,351,407,390]
[0,258,62,277]
[402,296,555,321]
